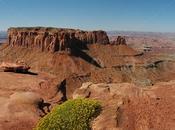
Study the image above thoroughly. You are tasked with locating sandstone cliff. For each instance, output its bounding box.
[8,27,109,53]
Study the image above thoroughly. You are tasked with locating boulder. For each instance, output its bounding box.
[0,62,30,73]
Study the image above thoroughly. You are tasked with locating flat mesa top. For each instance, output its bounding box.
[8,27,105,33]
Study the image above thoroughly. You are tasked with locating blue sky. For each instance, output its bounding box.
[0,0,175,32]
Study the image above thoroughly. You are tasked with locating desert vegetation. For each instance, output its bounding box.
[35,98,101,130]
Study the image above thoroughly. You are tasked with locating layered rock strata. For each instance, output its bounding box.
[8,27,109,52]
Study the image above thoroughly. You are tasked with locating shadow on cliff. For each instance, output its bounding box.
[70,40,101,68]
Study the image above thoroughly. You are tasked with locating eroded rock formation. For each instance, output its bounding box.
[8,27,109,52]
[0,62,30,73]
[111,36,127,45]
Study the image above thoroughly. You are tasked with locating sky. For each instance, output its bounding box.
[0,0,175,32]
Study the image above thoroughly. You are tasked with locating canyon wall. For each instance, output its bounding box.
[7,27,109,52]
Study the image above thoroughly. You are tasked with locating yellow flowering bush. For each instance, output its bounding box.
[35,98,101,130]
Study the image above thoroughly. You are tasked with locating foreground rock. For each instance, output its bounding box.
[0,92,41,130]
[73,82,175,130]
[0,72,61,130]
[8,27,109,53]
[1,74,174,130]
[0,62,30,73]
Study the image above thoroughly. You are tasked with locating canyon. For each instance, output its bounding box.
[0,27,175,130]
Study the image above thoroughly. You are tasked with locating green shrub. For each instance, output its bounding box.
[35,98,101,130]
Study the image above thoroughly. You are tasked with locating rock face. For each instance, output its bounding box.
[73,82,175,130]
[111,36,127,45]
[7,27,109,52]
[0,71,61,130]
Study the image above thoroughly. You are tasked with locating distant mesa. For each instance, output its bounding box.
[7,27,110,53]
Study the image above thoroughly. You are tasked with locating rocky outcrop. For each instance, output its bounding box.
[8,27,109,52]
[73,82,175,130]
[111,36,127,45]
[0,62,30,73]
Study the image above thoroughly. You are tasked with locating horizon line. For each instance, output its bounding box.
[0,27,175,34]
